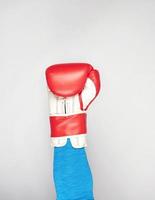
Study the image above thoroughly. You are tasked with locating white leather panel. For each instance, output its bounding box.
[81,78,96,109]
[51,134,87,148]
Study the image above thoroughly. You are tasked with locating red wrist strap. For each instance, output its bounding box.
[49,113,87,137]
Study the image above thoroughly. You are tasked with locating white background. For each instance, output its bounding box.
[0,0,155,199]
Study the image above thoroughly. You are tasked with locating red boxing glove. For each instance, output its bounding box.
[46,63,100,148]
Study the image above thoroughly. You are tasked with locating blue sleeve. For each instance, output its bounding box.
[53,139,94,200]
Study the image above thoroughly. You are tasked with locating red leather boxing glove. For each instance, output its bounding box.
[45,63,100,148]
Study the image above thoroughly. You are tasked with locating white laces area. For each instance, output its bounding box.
[48,93,82,116]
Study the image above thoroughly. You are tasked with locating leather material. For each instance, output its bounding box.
[51,134,87,148]
[81,69,100,110]
[50,113,87,137]
[48,93,82,116]
[45,63,100,147]
[46,63,92,97]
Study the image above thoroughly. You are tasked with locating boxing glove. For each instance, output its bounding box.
[45,63,100,148]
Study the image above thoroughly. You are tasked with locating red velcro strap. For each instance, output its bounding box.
[49,113,87,137]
